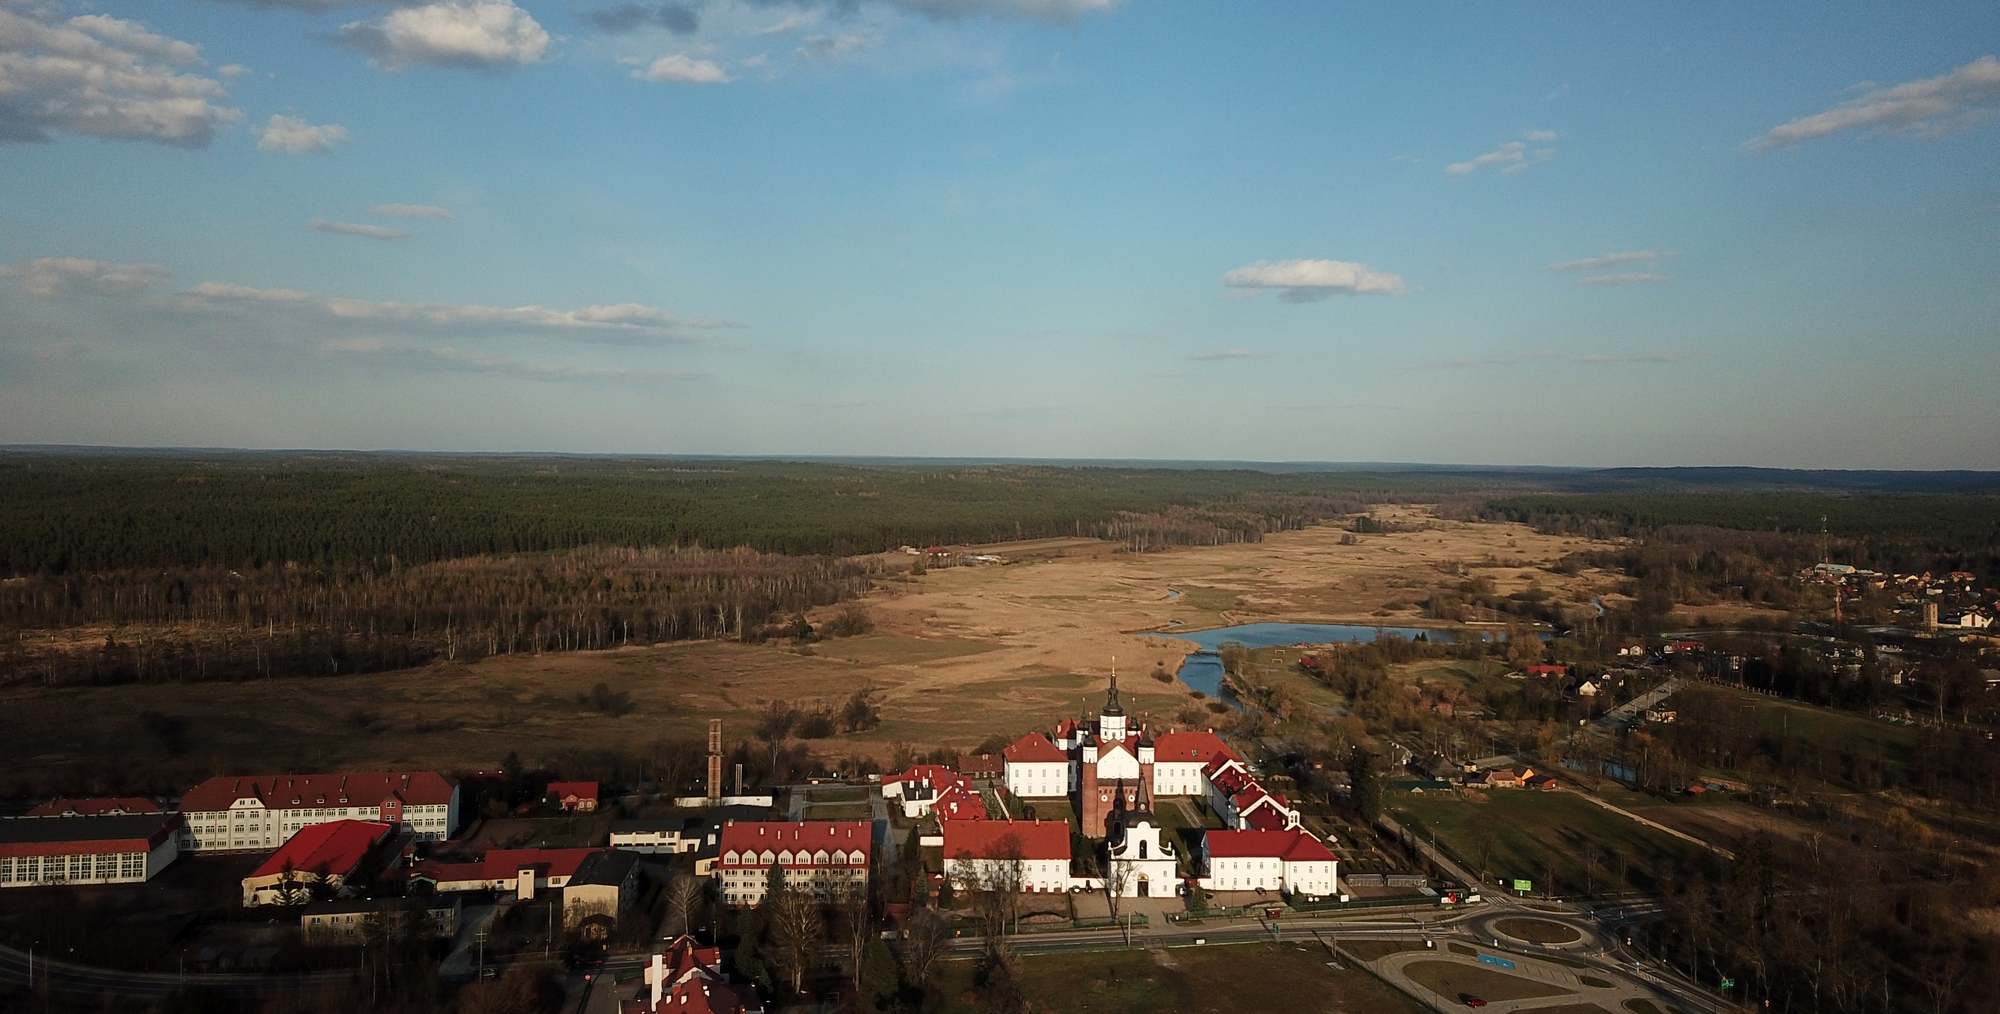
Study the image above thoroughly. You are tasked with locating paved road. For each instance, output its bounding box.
[0,942,354,999]
[1595,677,1684,731]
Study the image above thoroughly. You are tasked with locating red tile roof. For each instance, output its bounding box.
[249,820,390,879]
[26,797,160,817]
[1204,828,1336,863]
[1003,734,1066,764]
[717,822,874,867]
[623,978,761,1014]
[1150,732,1237,766]
[931,784,988,821]
[485,847,603,880]
[884,764,960,789]
[548,781,598,803]
[940,819,1070,862]
[181,772,455,812]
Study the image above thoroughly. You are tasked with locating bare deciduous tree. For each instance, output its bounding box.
[665,873,706,938]
[899,906,953,993]
[767,891,824,996]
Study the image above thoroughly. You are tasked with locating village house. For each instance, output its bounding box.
[0,812,183,887]
[1200,828,1339,898]
[715,821,872,907]
[241,819,392,906]
[940,819,1072,894]
[180,771,459,853]
[625,936,764,1014]
[882,765,986,820]
[548,781,600,813]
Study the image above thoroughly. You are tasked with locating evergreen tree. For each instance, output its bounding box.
[1347,747,1380,823]
[859,935,899,1011]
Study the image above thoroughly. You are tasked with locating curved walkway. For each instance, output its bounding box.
[1373,946,1676,1014]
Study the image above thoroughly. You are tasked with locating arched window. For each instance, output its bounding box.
[1138,840,1148,859]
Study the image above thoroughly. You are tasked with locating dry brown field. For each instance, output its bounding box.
[0,507,1625,780]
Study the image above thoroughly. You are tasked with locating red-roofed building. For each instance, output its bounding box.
[547,782,599,813]
[931,783,988,821]
[1201,828,1338,898]
[242,819,391,906]
[1002,734,1069,799]
[410,847,601,896]
[623,935,764,1014]
[26,798,160,818]
[940,819,1071,893]
[957,753,1004,779]
[1524,665,1569,679]
[180,772,459,853]
[1150,732,1236,797]
[883,765,982,819]
[715,822,873,907]
[1,813,182,887]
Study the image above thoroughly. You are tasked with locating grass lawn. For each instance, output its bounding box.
[937,942,1428,1014]
[1403,960,1573,1002]
[1392,790,1716,896]
[803,803,872,820]
[1496,918,1582,944]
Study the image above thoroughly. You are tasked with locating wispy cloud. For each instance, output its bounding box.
[759,11,819,35]
[0,258,172,299]
[1547,250,1671,273]
[368,203,453,219]
[1188,349,1262,361]
[1748,55,2000,151]
[338,1,550,72]
[1408,350,1678,370]
[308,219,410,241]
[1222,259,1406,301]
[1576,272,1666,286]
[1446,132,1557,177]
[798,32,879,61]
[0,8,239,146]
[256,114,349,154]
[634,53,730,84]
[176,282,731,343]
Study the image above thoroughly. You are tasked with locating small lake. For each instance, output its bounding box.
[1170,622,1455,700]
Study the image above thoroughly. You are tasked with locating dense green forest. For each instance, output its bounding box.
[1486,492,2000,582]
[0,453,1471,574]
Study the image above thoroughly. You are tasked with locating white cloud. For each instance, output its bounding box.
[0,8,240,146]
[798,33,879,62]
[1546,250,1671,273]
[309,219,410,240]
[218,64,250,79]
[1446,131,1558,177]
[1446,141,1523,176]
[1749,56,2000,151]
[1222,259,1406,301]
[177,281,726,343]
[634,53,730,84]
[1189,349,1261,361]
[369,203,453,219]
[1576,272,1666,286]
[338,1,551,72]
[759,12,819,35]
[0,257,171,299]
[256,114,350,153]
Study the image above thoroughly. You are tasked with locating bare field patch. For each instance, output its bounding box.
[0,508,1620,779]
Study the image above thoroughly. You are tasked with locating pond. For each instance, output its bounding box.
[1170,622,1453,700]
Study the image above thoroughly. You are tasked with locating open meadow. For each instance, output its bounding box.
[0,506,1622,786]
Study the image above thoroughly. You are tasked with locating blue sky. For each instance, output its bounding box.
[1,0,1996,467]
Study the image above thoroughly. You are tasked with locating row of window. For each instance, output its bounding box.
[0,852,146,884]
[720,849,867,867]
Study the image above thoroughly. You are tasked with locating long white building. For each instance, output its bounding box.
[179,771,459,852]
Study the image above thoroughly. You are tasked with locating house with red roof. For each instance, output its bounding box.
[715,821,872,907]
[26,797,161,818]
[410,846,602,897]
[547,781,599,813]
[882,765,984,819]
[1,813,183,888]
[180,771,459,853]
[1149,732,1236,797]
[1201,827,1339,899]
[1002,734,1070,799]
[241,819,391,906]
[624,934,764,1014]
[940,819,1072,894]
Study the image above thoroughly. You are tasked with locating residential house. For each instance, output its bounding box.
[548,782,599,813]
[625,935,764,1014]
